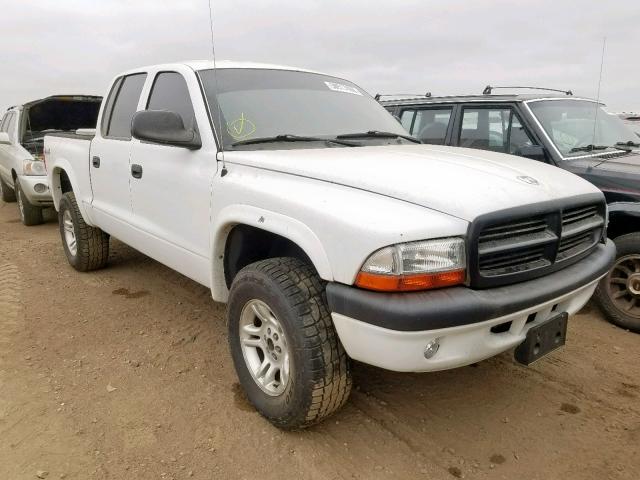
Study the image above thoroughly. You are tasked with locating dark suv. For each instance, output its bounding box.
[381,88,640,332]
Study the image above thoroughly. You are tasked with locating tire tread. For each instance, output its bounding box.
[59,192,109,271]
[232,257,352,429]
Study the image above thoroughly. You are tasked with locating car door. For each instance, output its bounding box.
[89,73,147,237]
[128,70,215,285]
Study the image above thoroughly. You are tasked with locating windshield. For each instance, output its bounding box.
[198,68,408,149]
[528,99,639,157]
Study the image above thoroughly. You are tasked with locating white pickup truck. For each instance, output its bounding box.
[45,61,615,429]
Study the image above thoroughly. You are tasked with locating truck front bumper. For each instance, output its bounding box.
[326,240,616,372]
[17,175,53,206]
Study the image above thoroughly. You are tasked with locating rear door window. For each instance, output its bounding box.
[459,107,534,154]
[398,107,453,145]
[146,72,196,130]
[104,73,147,139]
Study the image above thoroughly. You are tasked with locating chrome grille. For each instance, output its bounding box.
[473,201,605,285]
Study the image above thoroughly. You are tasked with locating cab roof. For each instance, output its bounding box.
[126,60,322,76]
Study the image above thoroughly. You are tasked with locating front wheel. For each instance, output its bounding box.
[0,175,16,203]
[58,192,110,271]
[227,257,352,429]
[594,233,640,333]
[16,181,43,226]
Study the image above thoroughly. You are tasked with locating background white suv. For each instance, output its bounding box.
[0,95,101,225]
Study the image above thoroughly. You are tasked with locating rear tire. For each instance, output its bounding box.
[16,181,43,226]
[227,257,352,429]
[0,175,16,202]
[58,192,110,271]
[594,233,640,333]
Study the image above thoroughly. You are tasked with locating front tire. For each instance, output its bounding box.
[594,233,640,333]
[227,257,352,429]
[58,192,110,271]
[16,181,43,226]
[0,175,16,202]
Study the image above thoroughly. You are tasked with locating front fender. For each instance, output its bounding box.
[210,204,333,303]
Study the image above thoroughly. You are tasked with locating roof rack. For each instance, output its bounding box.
[482,85,573,96]
[374,92,432,101]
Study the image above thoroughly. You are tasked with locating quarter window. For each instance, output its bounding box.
[146,72,196,130]
[459,107,534,154]
[104,73,147,139]
[399,107,453,145]
[100,77,123,137]
[6,113,17,139]
[0,113,9,132]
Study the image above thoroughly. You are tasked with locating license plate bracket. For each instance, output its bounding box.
[514,312,568,366]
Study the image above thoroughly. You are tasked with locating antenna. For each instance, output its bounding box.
[207,0,227,176]
[590,37,606,152]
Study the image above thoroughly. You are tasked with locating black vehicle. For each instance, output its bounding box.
[381,87,640,332]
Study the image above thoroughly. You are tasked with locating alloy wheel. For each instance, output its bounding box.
[239,299,291,396]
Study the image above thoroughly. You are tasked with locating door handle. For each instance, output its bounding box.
[92,156,100,168]
[131,164,143,179]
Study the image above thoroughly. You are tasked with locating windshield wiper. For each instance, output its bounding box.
[336,130,421,144]
[569,144,610,153]
[231,134,358,147]
[615,140,640,149]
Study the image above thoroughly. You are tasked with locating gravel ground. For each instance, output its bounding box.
[0,201,638,480]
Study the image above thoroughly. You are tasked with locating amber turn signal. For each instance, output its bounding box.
[355,269,466,292]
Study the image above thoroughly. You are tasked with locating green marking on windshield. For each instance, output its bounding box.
[227,113,256,140]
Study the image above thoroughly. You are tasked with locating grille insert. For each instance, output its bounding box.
[474,201,605,284]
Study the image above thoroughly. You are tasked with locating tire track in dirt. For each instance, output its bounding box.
[0,262,22,359]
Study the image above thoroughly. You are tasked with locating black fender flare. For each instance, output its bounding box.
[608,201,640,217]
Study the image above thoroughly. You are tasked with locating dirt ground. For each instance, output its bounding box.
[0,201,638,480]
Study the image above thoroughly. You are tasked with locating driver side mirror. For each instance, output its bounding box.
[131,110,201,150]
[0,132,11,145]
[516,145,546,162]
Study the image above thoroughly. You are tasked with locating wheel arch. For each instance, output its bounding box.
[607,202,640,239]
[210,205,333,302]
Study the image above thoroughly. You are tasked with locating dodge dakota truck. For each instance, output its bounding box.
[45,61,615,429]
[0,95,102,225]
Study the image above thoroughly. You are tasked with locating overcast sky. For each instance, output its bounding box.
[0,0,638,113]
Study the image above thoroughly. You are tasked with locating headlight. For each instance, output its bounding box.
[355,237,466,292]
[23,158,46,176]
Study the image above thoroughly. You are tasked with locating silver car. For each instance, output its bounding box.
[0,95,101,225]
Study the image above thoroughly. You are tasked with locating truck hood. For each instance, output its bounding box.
[223,144,600,221]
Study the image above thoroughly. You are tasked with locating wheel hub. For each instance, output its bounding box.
[629,273,640,296]
[62,210,77,257]
[239,299,290,396]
